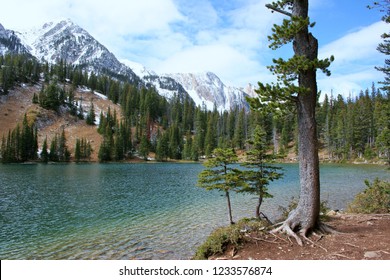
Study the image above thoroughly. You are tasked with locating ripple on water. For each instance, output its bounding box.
[0,163,388,259]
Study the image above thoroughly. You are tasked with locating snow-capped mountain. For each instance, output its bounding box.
[0,23,30,55]
[1,19,252,111]
[121,59,253,111]
[165,72,253,111]
[17,18,141,85]
[120,60,190,101]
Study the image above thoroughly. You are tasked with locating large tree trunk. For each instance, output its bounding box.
[292,0,320,234]
[272,0,331,244]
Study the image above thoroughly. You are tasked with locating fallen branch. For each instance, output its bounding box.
[357,218,379,224]
[331,253,351,259]
[270,232,290,244]
[250,236,280,244]
[345,243,360,248]
[302,235,328,252]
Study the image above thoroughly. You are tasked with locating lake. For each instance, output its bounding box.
[0,163,388,260]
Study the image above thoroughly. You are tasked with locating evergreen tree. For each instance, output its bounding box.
[98,137,112,162]
[139,135,150,160]
[370,1,390,91]
[198,148,247,224]
[40,137,49,163]
[86,102,96,125]
[240,125,283,219]
[182,132,193,160]
[156,131,169,161]
[49,135,58,162]
[39,81,63,111]
[58,129,70,162]
[32,92,38,104]
[233,108,246,149]
[1,135,7,162]
[248,0,335,244]
[75,138,81,163]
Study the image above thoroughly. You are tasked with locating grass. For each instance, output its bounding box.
[193,218,269,260]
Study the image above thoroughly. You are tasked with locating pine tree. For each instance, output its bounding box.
[86,102,96,125]
[248,0,335,244]
[1,135,7,163]
[240,125,283,220]
[370,1,390,91]
[75,138,81,163]
[32,92,38,104]
[58,129,70,162]
[156,131,169,161]
[49,135,58,162]
[204,112,217,157]
[139,135,150,160]
[40,137,49,163]
[233,109,246,149]
[198,148,247,224]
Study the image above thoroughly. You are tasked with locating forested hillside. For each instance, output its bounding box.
[1,54,389,164]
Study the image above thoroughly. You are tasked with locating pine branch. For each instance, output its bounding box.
[265,3,292,17]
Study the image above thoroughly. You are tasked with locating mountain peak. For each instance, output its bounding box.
[1,19,249,111]
[165,72,249,111]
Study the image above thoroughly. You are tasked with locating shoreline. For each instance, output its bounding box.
[9,157,389,166]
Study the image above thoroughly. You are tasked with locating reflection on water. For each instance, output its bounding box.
[0,163,388,259]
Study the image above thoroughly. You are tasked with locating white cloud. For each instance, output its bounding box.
[318,68,384,100]
[68,0,184,35]
[320,21,387,66]
[1,0,387,92]
[317,21,387,99]
[148,0,276,86]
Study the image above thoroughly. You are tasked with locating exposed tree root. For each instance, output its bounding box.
[271,219,338,246]
[272,222,304,246]
[317,222,339,235]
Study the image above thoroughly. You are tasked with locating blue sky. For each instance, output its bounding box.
[1,0,387,98]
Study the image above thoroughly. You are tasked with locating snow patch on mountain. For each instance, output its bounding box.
[165,72,251,111]
[16,18,140,84]
[1,19,253,111]
[121,59,156,78]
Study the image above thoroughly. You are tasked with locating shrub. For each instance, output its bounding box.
[348,179,390,214]
[193,218,268,260]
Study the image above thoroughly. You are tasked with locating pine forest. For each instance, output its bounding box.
[0,53,389,164]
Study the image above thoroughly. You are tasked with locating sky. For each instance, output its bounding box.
[1,0,388,99]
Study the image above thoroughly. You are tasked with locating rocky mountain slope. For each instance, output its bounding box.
[17,19,141,85]
[165,72,255,111]
[1,19,254,111]
[0,83,121,161]
[0,23,30,55]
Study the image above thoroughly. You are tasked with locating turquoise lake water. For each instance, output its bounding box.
[0,163,388,259]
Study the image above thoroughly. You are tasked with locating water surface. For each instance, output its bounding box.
[0,163,388,259]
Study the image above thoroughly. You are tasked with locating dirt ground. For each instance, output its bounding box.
[211,213,390,260]
[0,85,123,161]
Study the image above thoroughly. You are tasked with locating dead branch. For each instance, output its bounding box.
[301,235,328,252]
[331,253,352,259]
[265,4,292,17]
[345,243,360,248]
[250,236,280,244]
[270,232,290,244]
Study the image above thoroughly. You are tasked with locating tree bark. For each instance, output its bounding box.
[272,0,324,243]
[255,195,263,219]
[226,190,234,225]
[293,0,320,233]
